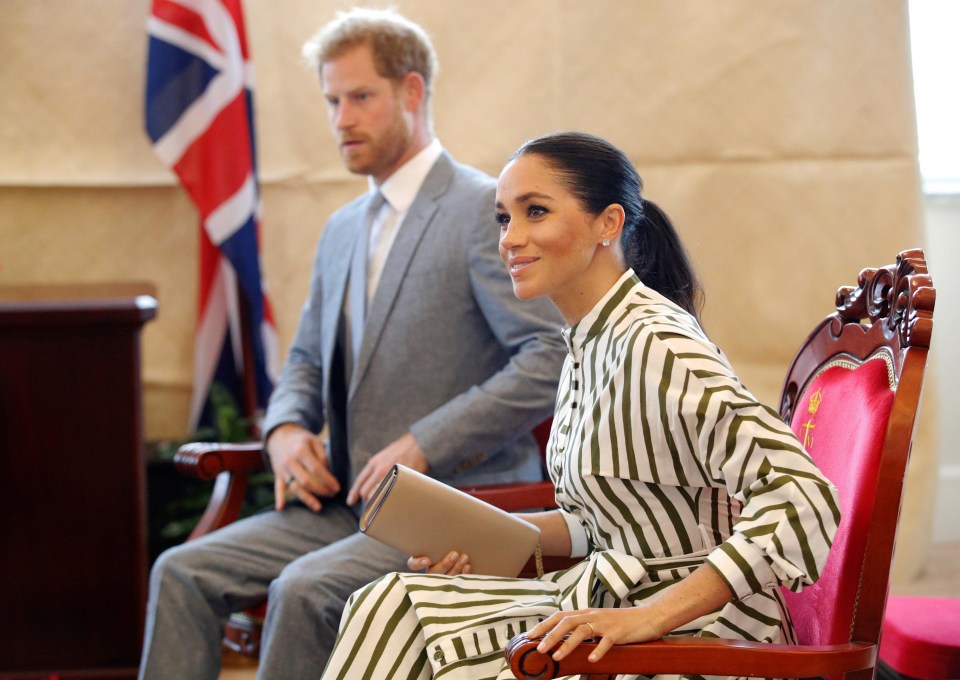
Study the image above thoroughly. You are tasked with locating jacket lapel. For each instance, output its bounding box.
[348,153,454,397]
[322,194,378,394]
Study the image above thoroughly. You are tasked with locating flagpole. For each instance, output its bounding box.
[237,288,261,439]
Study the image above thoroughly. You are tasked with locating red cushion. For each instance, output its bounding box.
[781,356,895,647]
[880,595,960,679]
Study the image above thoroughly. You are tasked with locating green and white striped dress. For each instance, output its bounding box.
[322,270,840,680]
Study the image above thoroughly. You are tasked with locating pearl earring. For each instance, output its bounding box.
[602,239,611,247]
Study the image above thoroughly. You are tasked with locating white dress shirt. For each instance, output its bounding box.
[365,138,444,303]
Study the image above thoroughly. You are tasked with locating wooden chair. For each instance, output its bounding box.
[174,419,558,657]
[506,249,936,680]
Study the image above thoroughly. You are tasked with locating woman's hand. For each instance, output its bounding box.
[527,606,664,663]
[529,564,734,662]
[407,551,473,575]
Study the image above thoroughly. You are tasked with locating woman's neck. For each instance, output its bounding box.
[551,262,628,326]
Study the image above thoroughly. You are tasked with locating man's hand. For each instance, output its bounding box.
[347,432,429,505]
[266,423,340,512]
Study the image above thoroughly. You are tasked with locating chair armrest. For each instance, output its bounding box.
[458,480,556,513]
[174,442,266,480]
[174,442,267,540]
[505,632,876,679]
[459,480,576,577]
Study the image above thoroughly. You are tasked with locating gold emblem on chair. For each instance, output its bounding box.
[801,388,823,450]
[801,419,816,450]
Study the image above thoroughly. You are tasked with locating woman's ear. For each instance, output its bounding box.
[598,203,626,244]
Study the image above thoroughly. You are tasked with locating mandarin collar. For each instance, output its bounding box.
[564,269,641,353]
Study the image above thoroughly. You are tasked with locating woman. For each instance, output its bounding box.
[321,132,840,680]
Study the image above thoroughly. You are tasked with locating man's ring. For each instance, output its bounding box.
[286,475,295,486]
[585,622,597,637]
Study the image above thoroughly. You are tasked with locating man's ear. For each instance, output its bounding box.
[400,71,426,113]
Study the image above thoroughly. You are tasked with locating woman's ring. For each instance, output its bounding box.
[585,621,597,637]
[286,475,295,486]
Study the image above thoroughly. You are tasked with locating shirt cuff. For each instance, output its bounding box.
[705,532,778,600]
[559,509,589,557]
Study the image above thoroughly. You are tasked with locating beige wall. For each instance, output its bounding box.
[0,0,936,579]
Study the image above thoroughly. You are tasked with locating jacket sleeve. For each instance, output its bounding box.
[408,182,567,478]
[261,232,327,443]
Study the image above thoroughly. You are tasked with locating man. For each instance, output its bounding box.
[139,8,564,679]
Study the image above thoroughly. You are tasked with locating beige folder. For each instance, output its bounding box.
[360,464,541,578]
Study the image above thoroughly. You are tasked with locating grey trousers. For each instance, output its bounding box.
[138,500,408,680]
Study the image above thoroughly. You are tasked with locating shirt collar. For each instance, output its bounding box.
[367,138,444,212]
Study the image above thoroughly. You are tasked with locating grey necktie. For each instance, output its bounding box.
[346,191,384,377]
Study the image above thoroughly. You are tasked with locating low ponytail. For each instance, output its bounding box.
[623,199,703,323]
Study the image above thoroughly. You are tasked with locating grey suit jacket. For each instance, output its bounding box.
[263,152,565,492]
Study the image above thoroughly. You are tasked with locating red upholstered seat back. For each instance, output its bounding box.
[782,354,895,647]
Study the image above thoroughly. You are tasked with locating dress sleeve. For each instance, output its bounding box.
[559,508,590,557]
[648,327,840,599]
[699,370,841,598]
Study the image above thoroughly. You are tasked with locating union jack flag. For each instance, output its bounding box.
[145,0,278,431]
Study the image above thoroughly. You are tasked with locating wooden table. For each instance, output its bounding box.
[0,284,158,679]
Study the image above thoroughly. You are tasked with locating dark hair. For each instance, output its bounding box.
[510,131,704,321]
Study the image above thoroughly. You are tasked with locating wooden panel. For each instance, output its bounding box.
[0,284,157,679]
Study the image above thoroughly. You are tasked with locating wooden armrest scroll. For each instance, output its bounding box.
[174,442,267,540]
[174,442,266,480]
[506,633,876,679]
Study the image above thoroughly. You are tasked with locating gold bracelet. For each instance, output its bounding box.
[535,542,544,578]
